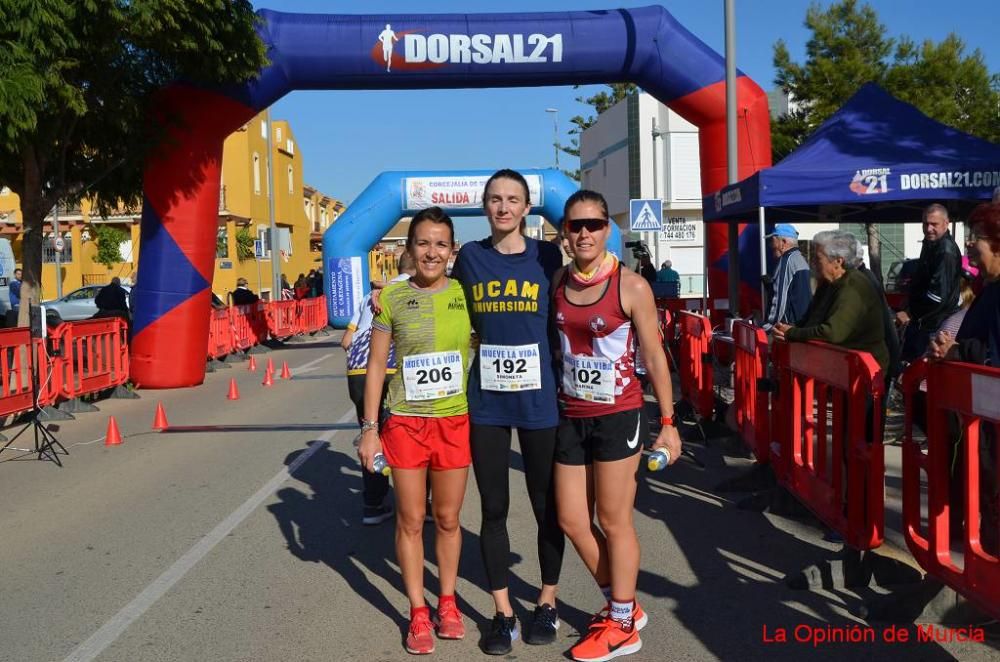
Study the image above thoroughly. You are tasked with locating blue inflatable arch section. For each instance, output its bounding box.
[135,6,772,388]
[323,168,621,327]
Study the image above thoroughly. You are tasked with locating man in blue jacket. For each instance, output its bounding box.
[762,224,811,332]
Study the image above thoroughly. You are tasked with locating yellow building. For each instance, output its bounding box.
[0,112,345,302]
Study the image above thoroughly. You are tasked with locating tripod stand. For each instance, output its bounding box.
[0,326,67,465]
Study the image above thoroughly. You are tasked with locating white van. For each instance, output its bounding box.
[0,238,19,321]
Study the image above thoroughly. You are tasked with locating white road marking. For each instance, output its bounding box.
[62,406,356,662]
[293,352,335,372]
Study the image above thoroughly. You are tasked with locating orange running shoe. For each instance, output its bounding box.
[435,598,466,639]
[591,602,648,631]
[571,616,642,662]
[406,608,435,655]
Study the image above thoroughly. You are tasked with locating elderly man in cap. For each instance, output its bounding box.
[761,223,812,332]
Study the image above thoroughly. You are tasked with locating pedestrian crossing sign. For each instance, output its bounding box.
[630,199,662,231]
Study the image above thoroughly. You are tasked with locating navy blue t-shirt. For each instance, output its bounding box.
[452,237,562,429]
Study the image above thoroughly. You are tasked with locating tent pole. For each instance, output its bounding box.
[758,206,767,313]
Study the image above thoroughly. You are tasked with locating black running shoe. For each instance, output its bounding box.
[523,603,559,645]
[361,500,393,526]
[481,613,519,655]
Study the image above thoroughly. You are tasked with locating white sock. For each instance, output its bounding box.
[610,599,633,623]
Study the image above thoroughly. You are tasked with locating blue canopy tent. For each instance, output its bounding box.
[703,83,1000,287]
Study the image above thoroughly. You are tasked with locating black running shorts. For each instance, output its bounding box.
[555,408,646,465]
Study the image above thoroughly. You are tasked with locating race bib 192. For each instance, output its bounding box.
[479,343,542,391]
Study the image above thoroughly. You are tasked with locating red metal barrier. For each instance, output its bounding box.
[266,300,300,339]
[902,359,1000,621]
[50,317,130,400]
[207,308,234,360]
[732,321,771,463]
[773,340,885,549]
[677,311,714,420]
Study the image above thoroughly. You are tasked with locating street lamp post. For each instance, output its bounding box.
[545,108,559,170]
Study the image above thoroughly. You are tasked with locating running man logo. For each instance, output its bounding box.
[372,25,564,72]
[850,168,890,196]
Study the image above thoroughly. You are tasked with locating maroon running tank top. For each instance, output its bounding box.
[554,265,643,417]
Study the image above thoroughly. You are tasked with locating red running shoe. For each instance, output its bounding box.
[591,602,648,631]
[435,598,466,639]
[571,616,642,662]
[406,608,435,655]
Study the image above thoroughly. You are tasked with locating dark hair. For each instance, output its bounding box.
[563,189,609,219]
[483,169,531,206]
[407,206,455,249]
[969,202,1000,251]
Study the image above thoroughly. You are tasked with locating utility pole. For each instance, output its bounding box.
[545,108,559,169]
[265,108,281,300]
[725,0,740,316]
[53,203,62,298]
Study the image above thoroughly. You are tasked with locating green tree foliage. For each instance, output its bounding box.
[0,0,267,314]
[561,83,638,180]
[234,225,256,262]
[772,0,999,159]
[91,224,128,269]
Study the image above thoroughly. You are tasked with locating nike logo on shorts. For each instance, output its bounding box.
[625,413,641,449]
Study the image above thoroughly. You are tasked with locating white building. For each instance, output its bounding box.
[580,93,706,295]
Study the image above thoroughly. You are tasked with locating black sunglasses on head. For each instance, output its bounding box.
[566,218,609,233]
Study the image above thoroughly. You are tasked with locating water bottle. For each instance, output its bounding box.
[647,448,671,472]
[372,452,391,476]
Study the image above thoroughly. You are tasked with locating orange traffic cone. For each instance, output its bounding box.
[280,361,292,379]
[248,355,257,372]
[266,357,274,374]
[152,402,169,430]
[262,370,274,387]
[105,416,123,446]
[227,378,240,400]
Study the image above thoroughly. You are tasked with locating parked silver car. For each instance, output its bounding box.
[43,284,132,321]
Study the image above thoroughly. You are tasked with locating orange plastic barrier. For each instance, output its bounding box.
[677,311,714,420]
[297,297,328,334]
[772,340,885,549]
[902,359,1000,621]
[207,308,234,360]
[230,303,267,351]
[50,317,130,401]
[266,300,300,339]
[0,329,38,417]
[732,321,771,463]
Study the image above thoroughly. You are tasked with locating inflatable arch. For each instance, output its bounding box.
[133,6,772,388]
[321,168,622,327]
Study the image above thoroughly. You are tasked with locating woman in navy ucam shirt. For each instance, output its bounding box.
[451,169,565,655]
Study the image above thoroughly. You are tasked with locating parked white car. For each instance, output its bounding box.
[43,284,132,321]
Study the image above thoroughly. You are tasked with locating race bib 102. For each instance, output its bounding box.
[562,354,615,403]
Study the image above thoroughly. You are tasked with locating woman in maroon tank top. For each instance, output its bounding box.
[552,190,682,662]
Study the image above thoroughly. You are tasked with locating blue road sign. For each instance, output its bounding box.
[630,199,662,231]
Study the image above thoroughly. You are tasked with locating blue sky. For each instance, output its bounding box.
[254,1,998,243]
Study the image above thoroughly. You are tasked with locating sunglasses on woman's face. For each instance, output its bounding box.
[566,218,609,234]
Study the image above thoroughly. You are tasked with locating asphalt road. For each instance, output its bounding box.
[0,336,995,662]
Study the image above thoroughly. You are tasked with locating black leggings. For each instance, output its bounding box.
[347,374,390,507]
[470,423,565,591]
